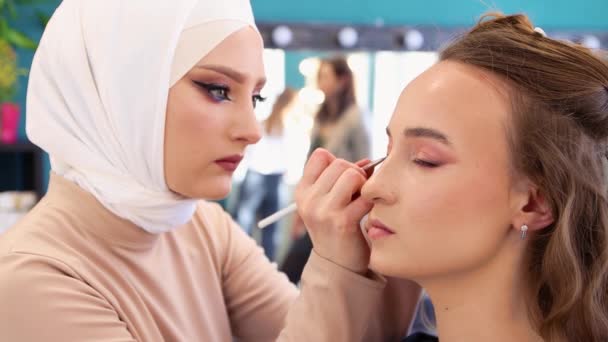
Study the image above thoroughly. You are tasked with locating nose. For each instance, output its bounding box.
[231,104,262,144]
[361,156,397,205]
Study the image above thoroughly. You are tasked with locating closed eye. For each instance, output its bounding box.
[413,159,440,168]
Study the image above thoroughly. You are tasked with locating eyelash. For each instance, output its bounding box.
[193,81,267,108]
[413,159,440,168]
[252,94,267,108]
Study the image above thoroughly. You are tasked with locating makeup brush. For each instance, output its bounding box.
[257,157,386,229]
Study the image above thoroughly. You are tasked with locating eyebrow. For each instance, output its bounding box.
[197,64,267,88]
[386,126,452,146]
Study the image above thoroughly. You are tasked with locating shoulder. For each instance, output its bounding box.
[0,250,83,286]
[0,251,132,341]
[0,201,87,272]
[0,250,94,314]
[0,205,100,300]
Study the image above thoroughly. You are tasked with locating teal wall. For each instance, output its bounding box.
[15,0,608,138]
[252,0,608,30]
[252,0,608,109]
[8,0,608,192]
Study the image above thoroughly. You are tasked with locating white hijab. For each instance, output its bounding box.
[26,0,259,233]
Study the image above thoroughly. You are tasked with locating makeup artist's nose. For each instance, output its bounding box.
[361,158,397,205]
[231,107,262,144]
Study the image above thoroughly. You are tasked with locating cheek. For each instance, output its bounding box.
[170,88,229,152]
[177,101,228,172]
[373,164,513,279]
[165,86,231,197]
[175,93,221,133]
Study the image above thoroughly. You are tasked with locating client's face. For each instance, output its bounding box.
[164,27,266,199]
[361,60,524,280]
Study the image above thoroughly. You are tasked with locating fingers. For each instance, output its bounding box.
[313,159,366,194]
[344,196,374,224]
[355,158,376,178]
[296,150,372,219]
[355,158,371,167]
[294,154,375,273]
[328,167,369,207]
[291,217,306,240]
[299,148,335,188]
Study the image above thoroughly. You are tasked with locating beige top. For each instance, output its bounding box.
[314,104,370,163]
[0,174,411,341]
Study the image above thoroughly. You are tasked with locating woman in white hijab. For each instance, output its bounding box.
[0,0,420,340]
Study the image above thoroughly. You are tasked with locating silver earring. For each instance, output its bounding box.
[520,224,529,240]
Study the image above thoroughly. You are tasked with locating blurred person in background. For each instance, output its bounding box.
[281,55,370,284]
[233,87,297,261]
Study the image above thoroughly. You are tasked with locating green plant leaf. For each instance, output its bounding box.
[0,84,16,102]
[17,67,28,77]
[35,10,50,27]
[0,19,8,39]
[6,0,17,19]
[6,29,37,49]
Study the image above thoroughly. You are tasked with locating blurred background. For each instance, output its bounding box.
[1,0,607,267]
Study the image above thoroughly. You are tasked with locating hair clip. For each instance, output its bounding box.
[533,27,547,38]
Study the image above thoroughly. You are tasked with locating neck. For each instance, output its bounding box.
[420,242,542,342]
[324,96,342,119]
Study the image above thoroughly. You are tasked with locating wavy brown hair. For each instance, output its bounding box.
[315,55,356,124]
[441,13,608,341]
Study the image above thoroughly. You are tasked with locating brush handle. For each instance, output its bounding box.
[257,203,297,229]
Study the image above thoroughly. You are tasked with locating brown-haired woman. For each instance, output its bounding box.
[313,55,369,162]
[281,55,370,284]
[296,13,608,342]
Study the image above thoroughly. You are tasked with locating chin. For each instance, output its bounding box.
[202,181,232,200]
[369,252,399,277]
[369,249,424,279]
[182,177,232,200]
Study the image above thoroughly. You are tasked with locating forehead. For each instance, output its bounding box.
[390,61,513,151]
[393,61,511,129]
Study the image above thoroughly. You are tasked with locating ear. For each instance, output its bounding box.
[512,185,554,234]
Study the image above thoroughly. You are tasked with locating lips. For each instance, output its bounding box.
[366,218,395,240]
[215,155,243,172]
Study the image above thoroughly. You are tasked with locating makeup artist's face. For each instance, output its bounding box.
[164,27,265,199]
[361,61,529,281]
